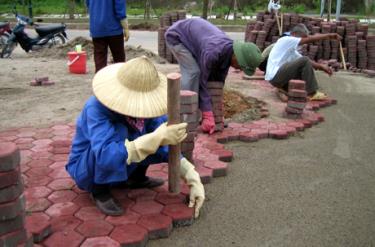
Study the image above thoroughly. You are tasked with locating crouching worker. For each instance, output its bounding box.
[265,23,342,101]
[65,57,205,217]
[165,18,262,134]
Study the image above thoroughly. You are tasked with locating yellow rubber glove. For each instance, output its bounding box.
[124,122,187,165]
[180,158,205,218]
[120,18,130,42]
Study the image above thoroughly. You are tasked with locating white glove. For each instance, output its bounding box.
[124,123,187,165]
[180,158,205,218]
[120,18,130,42]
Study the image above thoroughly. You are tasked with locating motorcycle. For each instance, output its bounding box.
[0,21,12,50]
[1,13,67,58]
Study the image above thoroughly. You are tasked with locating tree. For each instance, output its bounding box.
[202,0,209,19]
[68,0,75,19]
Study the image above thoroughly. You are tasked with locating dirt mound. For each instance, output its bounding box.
[224,90,264,122]
[32,36,167,64]
[130,22,159,31]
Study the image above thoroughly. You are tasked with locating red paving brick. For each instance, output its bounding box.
[48,190,78,203]
[47,178,75,191]
[72,193,94,207]
[138,214,172,239]
[110,224,148,247]
[131,200,164,215]
[80,236,120,247]
[26,197,52,212]
[155,192,186,205]
[74,206,105,221]
[50,215,82,232]
[42,230,84,247]
[26,159,53,168]
[162,203,194,226]
[105,210,141,226]
[45,202,79,217]
[24,186,52,199]
[76,219,114,238]
[127,188,157,202]
[25,212,51,243]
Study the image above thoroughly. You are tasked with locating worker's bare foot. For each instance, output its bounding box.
[276,89,288,102]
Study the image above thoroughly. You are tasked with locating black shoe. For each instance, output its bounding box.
[126,176,164,189]
[91,193,124,216]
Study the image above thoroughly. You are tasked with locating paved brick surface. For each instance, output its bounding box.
[0,74,337,246]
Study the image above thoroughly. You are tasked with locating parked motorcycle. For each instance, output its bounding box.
[1,13,67,58]
[0,21,12,50]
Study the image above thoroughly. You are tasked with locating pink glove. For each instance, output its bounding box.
[201,111,215,134]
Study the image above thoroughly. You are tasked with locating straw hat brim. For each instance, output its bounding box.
[92,63,167,118]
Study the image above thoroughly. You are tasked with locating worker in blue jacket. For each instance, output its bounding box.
[86,0,130,72]
[66,57,205,217]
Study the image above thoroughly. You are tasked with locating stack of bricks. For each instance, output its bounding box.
[367,35,375,70]
[157,11,186,64]
[0,142,32,246]
[245,12,374,71]
[207,81,225,132]
[180,90,199,162]
[285,80,307,119]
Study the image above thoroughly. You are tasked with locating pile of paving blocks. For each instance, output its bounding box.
[207,81,225,132]
[245,12,375,71]
[180,90,199,162]
[285,80,307,119]
[0,142,32,246]
[158,11,186,63]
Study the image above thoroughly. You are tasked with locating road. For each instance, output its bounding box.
[21,29,244,54]
[148,72,375,247]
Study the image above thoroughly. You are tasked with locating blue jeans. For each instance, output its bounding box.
[166,42,200,94]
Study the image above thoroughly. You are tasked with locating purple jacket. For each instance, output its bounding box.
[165,18,233,111]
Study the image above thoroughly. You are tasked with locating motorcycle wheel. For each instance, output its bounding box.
[0,33,10,50]
[50,34,66,47]
[1,41,16,58]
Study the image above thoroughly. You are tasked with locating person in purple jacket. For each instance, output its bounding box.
[86,0,130,72]
[165,18,262,134]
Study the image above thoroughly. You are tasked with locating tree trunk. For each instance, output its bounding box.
[202,0,209,19]
[68,0,75,20]
[144,0,151,20]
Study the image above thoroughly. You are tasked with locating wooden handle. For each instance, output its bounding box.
[339,41,347,71]
[167,72,181,194]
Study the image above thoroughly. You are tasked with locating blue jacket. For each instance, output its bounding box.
[66,96,168,192]
[86,0,127,38]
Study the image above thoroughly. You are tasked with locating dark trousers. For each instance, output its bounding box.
[92,165,149,196]
[92,34,126,73]
[270,56,318,95]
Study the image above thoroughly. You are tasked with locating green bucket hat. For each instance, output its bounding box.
[233,41,262,76]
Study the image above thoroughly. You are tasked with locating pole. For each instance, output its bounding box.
[28,0,33,18]
[339,41,347,70]
[167,73,181,193]
[327,0,332,21]
[275,11,282,36]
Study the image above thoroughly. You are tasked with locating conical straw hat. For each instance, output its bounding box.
[92,56,167,118]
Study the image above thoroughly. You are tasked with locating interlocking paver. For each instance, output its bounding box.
[81,236,120,247]
[76,219,114,238]
[75,206,105,221]
[25,212,51,243]
[162,203,194,227]
[45,202,79,217]
[138,214,172,239]
[110,224,148,247]
[105,210,141,226]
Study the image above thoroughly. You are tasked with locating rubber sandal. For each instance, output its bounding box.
[91,194,124,216]
[308,91,328,101]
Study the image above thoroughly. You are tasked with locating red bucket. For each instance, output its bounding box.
[67,51,87,74]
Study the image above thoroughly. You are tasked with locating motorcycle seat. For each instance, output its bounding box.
[35,24,65,36]
[0,22,9,28]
